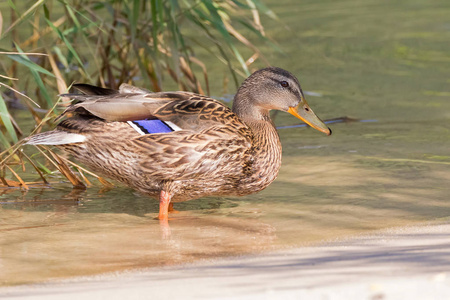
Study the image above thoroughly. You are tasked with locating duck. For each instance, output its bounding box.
[26,67,331,222]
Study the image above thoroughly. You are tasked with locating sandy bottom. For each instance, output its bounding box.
[1,221,449,299]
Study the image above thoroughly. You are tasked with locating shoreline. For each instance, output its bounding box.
[1,221,450,299]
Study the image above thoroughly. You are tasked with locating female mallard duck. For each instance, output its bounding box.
[27,67,331,221]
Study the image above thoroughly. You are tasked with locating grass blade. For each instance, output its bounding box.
[35,146,86,188]
[43,5,90,81]
[130,0,140,43]
[247,0,277,20]
[46,48,68,95]
[1,0,45,39]
[21,151,49,184]
[0,93,18,143]
[5,53,55,78]
[4,164,28,189]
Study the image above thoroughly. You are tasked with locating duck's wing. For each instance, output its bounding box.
[71,83,150,95]
[62,84,253,181]
[60,83,244,134]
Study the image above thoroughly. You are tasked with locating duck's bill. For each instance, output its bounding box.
[287,96,332,136]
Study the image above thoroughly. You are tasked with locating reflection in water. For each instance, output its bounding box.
[0,186,277,286]
[276,116,375,130]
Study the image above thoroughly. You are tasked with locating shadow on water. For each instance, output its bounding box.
[276,116,377,129]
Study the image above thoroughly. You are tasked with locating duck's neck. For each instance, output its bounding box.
[232,88,266,122]
[233,97,283,192]
[246,117,282,172]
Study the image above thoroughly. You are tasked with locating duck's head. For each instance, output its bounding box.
[232,67,331,136]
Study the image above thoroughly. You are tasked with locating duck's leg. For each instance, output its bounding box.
[158,190,172,221]
[158,190,172,239]
[168,202,180,214]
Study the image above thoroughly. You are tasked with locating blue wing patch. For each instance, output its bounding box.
[128,119,181,135]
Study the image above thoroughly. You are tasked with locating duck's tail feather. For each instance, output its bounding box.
[72,83,119,95]
[25,131,86,145]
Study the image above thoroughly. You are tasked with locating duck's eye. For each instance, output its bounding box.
[280,81,289,88]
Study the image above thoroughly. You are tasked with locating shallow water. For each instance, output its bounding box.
[1,0,450,286]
